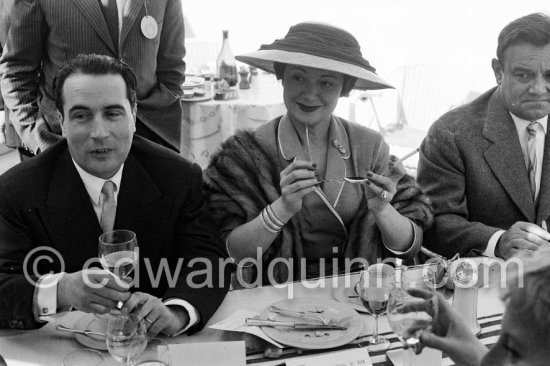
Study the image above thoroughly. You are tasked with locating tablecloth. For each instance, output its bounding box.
[181,73,286,168]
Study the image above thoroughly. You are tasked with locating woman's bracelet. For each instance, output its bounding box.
[260,208,282,233]
[266,204,285,227]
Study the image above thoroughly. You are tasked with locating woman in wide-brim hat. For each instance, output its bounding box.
[204,22,433,285]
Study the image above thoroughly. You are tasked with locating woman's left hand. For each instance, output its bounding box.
[366,171,396,212]
[365,155,405,211]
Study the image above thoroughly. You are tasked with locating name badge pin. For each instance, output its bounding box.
[141,15,158,39]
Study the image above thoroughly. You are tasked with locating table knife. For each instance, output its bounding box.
[245,318,347,330]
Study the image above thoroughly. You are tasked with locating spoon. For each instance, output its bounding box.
[56,324,105,338]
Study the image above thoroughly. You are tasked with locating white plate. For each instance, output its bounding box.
[181,94,212,102]
[259,297,363,350]
[182,76,205,89]
[73,313,108,350]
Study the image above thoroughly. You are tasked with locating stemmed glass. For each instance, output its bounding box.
[355,263,395,350]
[106,313,148,366]
[99,229,138,280]
[387,265,437,366]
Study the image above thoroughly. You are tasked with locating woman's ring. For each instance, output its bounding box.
[380,190,388,200]
[144,317,153,324]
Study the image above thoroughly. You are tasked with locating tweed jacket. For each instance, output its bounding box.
[0,0,185,152]
[417,87,550,258]
[204,115,433,283]
[0,136,229,330]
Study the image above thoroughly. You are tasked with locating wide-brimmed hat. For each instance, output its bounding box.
[236,22,393,90]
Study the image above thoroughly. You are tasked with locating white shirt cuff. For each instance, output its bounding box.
[483,230,505,258]
[35,273,72,321]
[383,219,418,256]
[163,298,200,336]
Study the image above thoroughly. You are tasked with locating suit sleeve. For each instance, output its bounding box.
[163,162,229,332]
[0,0,62,153]
[417,122,499,258]
[0,178,43,329]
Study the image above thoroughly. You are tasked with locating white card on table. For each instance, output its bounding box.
[169,341,245,366]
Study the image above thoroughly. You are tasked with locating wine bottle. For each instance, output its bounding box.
[216,30,238,87]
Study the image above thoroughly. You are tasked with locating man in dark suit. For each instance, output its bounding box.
[0,54,229,334]
[0,0,185,154]
[417,13,550,260]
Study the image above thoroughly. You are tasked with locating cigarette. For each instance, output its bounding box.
[395,147,420,164]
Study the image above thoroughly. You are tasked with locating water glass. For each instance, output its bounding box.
[106,314,147,366]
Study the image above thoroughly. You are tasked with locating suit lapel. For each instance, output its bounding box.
[72,0,117,54]
[536,117,550,224]
[120,0,144,46]
[114,152,171,259]
[38,150,102,270]
[483,91,535,221]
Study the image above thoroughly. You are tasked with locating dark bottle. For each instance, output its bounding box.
[216,30,238,87]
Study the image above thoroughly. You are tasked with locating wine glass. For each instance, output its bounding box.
[387,265,437,366]
[132,338,171,366]
[99,229,138,280]
[106,313,147,366]
[355,263,395,350]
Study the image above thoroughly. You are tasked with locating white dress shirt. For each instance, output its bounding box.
[35,160,198,335]
[484,113,548,257]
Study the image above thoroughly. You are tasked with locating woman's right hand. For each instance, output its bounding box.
[278,158,319,216]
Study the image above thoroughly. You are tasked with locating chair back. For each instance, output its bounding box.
[387,64,475,131]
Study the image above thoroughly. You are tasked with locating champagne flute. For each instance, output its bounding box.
[355,263,395,350]
[106,314,147,366]
[387,265,437,366]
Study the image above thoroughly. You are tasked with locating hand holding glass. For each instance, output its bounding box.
[99,229,138,309]
[387,266,437,366]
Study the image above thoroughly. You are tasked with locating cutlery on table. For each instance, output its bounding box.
[267,305,353,326]
[55,324,105,338]
[245,318,347,330]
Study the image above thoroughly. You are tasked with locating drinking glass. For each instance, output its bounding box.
[355,263,395,350]
[62,349,104,366]
[98,229,138,280]
[133,338,171,366]
[387,265,437,366]
[106,314,147,366]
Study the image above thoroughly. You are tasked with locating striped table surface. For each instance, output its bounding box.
[246,313,503,366]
